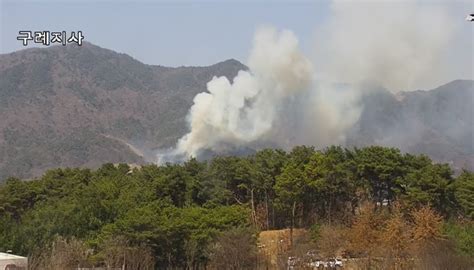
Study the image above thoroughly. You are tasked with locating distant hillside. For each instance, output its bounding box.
[0,43,246,179]
[347,80,474,171]
[0,44,472,180]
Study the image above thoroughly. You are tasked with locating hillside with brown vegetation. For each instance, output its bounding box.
[0,44,472,181]
[0,43,246,180]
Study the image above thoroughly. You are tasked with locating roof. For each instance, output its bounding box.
[0,252,27,260]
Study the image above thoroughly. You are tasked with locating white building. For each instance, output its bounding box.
[0,252,28,270]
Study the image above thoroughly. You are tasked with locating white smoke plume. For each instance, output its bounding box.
[157,1,459,163]
[313,0,455,91]
[158,27,313,162]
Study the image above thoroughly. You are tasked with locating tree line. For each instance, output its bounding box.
[0,145,472,269]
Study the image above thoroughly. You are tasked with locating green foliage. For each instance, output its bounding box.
[444,221,474,257]
[402,163,455,215]
[0,145,472,267]
[304,147,357,223]
[274,146,314,215]
[454,171,474,219]
[354,146,405,204]
[309,223,322,242]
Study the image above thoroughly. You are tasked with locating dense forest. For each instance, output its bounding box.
[0,146,473,269]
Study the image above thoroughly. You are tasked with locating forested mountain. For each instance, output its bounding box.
[0,44,472,180]
[0,43,246,180]
[0,146,472,269]
[347,79,474,172]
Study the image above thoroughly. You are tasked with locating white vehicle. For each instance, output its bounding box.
[0,252,28,270]
[287,256,297,270]
[314,260,323,268]
[309,258,343,269]
[326,258,343,269]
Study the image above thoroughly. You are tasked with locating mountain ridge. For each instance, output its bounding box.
[347,79,473,171]
[0,43,472,180]
[0,43,247,179]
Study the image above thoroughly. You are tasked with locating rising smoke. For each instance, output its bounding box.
[313,0,454,91]
[157,1,458,163]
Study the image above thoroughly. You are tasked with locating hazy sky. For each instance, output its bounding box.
[0,0,330,66]
[0,0,472,84]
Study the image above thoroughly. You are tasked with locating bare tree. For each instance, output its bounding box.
[416,240,473,270]
[208,228,257,270]
[410,205,444,249]
[184,237,203,270]
[408,206,470,270]
[346,204,385,268]
[101,236,155,270]
[29,236,89,270]
[316,224,347,258]
[379,204,413,269]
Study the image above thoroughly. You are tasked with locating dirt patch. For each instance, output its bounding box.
[258,228,308,269]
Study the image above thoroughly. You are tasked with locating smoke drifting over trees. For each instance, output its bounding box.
[159,1,464,163]
[172,27,313,159]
